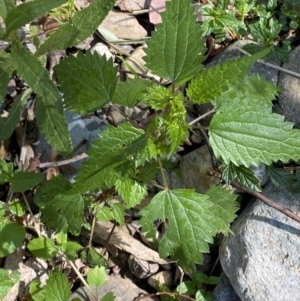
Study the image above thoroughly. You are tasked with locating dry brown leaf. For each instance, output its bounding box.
[93,221,172,265]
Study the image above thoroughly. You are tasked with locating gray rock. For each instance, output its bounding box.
[180,145,221,193]
[212,273,241,301]
[90,42,114,60]
[128,254,159,279]
[219,181,300,301]
[278,46,300,128]
[250,163,269,186]
[69,275,159,301]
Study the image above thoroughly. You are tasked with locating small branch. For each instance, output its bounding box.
[118,69,162,85]
[38,153,88,168]
[231,180,300,224]
[101,222,116,256]
[150,180,167,191]
[237,47,300,79]
[22,192,34,219]
[68,260,98,301]
[189,108,216,126]
[88,214,97,248]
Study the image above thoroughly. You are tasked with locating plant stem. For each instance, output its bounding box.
[150,180,167,191]
[22,192,34,218]
[157,156,169,190]
[68,260,98,301]
[189,108,216,126]
[88,213,97,248]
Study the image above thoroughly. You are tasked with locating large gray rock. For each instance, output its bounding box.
[278,46,300,128]
[212,273,241,301]
[219,181,300,301]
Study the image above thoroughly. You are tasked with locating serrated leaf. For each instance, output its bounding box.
[222,162,262,191]
[113,78,153,107]
[97,206,113,222]
[11,41,62,110]
[266,165,295,189]
[205,185,239,234]
[0,0,14,19]
[61,241,82,260]
[139,189,216,269]
[43,269,71,301]
[36,96,73,158]
[80,247,107,267]
[54,51,117,115]
[101,292,115,301]
[27,237,58,260]
[0,94,25,141]
[0,222,26,257]
[115,177,147,208]
[187,48,271,104]
[143,85,173,110]
[87,266,106,287]
[34,175,72,206]
[40,193,85,235]
[0,269,20,299]
[72,122,148,194]
[0,51,13,98]
[36,0,115,56]
[8,199,26,217]
[11,170,44,192]
[29,279,45,301]
[176,281,196,294]
[213,73,280,109]
[110,203,125,225]
[209,101,300,167]
[144,0,205,82]
[5,0,67,34]
[0,161,13,184]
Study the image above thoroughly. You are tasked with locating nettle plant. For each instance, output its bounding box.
[1,0,300,300]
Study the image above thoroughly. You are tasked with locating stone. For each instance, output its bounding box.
[250,163,269,186]
[219,181,300,301]
[128,254,159,279]
[212,273,241,301]
[116,0,149,11]
[90,42,114,60]
[277,46,300,128]
[101,10,147,40]
[148,270,173,289]
[69,275,159,300]
[180,145,221,193]
[157,167,185,190]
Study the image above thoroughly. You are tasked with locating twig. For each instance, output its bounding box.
[101,222,116,256]
[237,47,300,79]
[118,69,162,85]
[158,155,169,190]
[38,153,88,168]
[231,180,300,224]
[22,192,34,218]
[189,108,216,126]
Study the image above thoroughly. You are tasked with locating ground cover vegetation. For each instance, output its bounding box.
[0,0,300,300]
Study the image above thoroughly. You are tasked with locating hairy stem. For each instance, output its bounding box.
[158,155,169,190]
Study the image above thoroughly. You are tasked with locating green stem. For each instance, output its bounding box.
[157,156,169,190]
[88,213,97,248]
[68,260,98,301]
[22,192,35,218]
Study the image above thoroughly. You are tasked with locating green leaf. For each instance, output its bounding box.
[113,78,153,107]
[0,51,13,98]
[80,247,107,267]
[110,203,125,226]
[209,101,300,167]
[266,165,295,189]
[11,170,44,192]
[139,189,216,270]
[0,94,25,141]
[187,48,271,104]
[101,292,115,301]
[5,0,67,34]
[176,281,196,294]
[35,0,115,56]
[0,161,13,184]
[72,123,148,194]
[43,269,71,301]
[0,269,20,299]
[115,177,147,208]
[39,193,85,235]
[11,41,62,110]
[29,279,45,301]
[97,206,113,222]
[54,51,118,115]
[0,0,14,19]
[222,162,262,192]
[0,222,26,257]
[35,96,73,158]
[61,241,82,260]
[205,185,239,235]
[27,237,58,260]
[143,85,173,110]
[144,0,205,82]
[8,199,26,217]
[87,266,106,287]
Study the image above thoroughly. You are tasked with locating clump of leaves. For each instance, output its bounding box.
[1,0,300,300]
